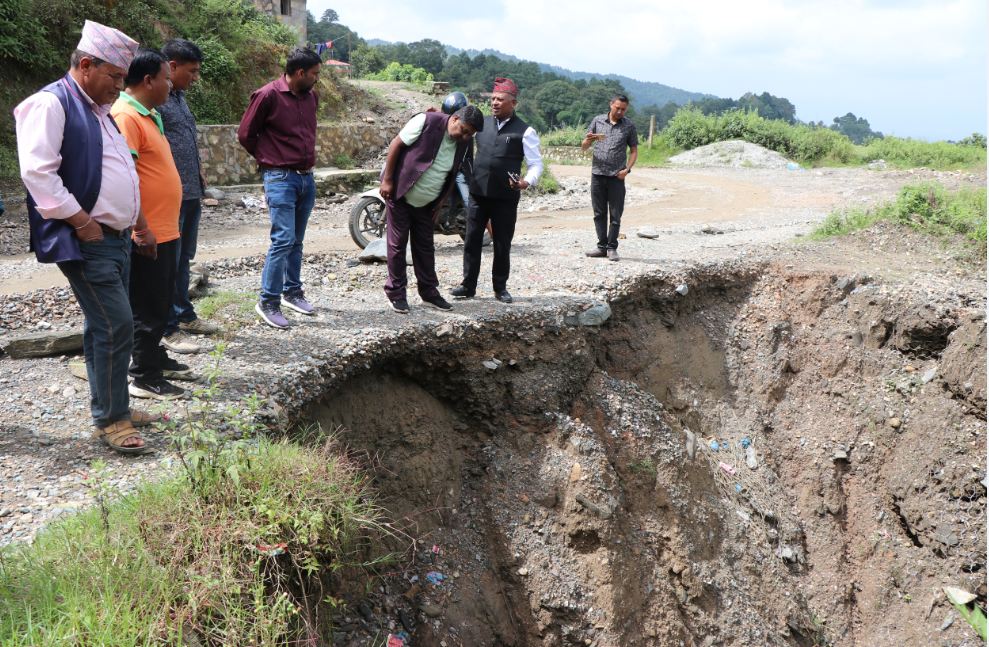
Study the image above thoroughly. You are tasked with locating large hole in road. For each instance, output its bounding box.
[304,265,985,647]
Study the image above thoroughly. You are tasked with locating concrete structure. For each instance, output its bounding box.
[254,0,307,44]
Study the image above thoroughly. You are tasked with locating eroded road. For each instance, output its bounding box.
[0,164,981,296]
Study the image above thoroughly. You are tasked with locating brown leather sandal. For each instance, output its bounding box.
[129,408,162,428]
[94,420,153,455]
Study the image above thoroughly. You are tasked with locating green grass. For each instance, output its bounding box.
[810,182,987,245]
[634,132,680,167]
[0,425,389,646]
[332,153,356,169]
[856,137,986,169]
[195,289,256,322]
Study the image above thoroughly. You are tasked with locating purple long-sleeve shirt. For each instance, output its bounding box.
[237,76,317,170]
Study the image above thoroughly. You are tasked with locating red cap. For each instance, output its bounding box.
[492,77,518,97]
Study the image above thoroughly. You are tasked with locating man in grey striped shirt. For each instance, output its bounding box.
[159,38,220,354]
[582,94,638,261]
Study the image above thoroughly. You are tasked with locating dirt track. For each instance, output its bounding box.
[0,164,980,296]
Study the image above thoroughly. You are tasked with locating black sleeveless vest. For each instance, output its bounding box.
[469,114,529,200]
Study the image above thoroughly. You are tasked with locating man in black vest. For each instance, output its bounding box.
[451,77,543,304]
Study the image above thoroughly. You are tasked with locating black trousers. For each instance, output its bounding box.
[463,193,519,293]
[591,174,626,250]
[129,238,178,382]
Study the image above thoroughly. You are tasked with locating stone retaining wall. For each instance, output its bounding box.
[198,121,392,186]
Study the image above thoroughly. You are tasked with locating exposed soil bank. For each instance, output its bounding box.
[302,264,985,646]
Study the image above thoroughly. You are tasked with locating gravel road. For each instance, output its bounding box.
[0,162,983,546]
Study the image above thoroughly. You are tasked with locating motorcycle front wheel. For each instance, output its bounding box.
[349,196,386,249]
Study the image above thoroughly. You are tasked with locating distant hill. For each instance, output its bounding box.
[536,64,715,108]
[366,39,713,108]
[444,45,714,107]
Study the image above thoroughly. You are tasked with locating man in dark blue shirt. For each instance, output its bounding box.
[159,39,220,357]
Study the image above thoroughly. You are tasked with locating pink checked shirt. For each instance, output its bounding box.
[14,76,140,231]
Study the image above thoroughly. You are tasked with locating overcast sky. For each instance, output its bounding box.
[308,0,986,141]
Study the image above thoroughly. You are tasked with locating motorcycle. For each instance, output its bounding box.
[349,187,492,249]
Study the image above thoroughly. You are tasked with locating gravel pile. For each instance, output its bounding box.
[669,139,794,169]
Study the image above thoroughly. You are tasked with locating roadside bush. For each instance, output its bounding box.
[664,107,719,150]
[792,126,855,164]
[742,114,795,157]
[367,61,434,87]
[811,182,987,245]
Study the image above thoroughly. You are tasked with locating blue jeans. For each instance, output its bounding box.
[455,171,469,207]
[260,169,316,304]
[165,198,202,334]
[57,234,133,428]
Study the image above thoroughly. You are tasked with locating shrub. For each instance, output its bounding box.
[664,107,719,150]
[811,182,987,244]
[792,126,855,164]
[367,61,434,87]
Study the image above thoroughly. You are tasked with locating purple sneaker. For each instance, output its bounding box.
[283,293,315,315]
[255,302,289,329]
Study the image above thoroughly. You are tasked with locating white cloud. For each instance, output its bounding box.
[308,0,986,138]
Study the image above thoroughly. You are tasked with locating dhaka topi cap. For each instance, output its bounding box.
[76,20,139,71]
[492,77,518,97]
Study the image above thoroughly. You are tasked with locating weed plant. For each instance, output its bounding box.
[811,183,987,248]
[195,289,256,321]
[0,348,393,646]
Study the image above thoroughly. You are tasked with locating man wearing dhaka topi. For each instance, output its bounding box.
[451,77,543,304]
[14,20,159,455]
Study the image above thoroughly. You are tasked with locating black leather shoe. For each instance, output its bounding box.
[450,285,476,299]
[494,289,513,303]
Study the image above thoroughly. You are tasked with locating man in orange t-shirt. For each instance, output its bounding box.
[111,49,189,401]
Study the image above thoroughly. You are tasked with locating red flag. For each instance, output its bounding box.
[326,40,333,48]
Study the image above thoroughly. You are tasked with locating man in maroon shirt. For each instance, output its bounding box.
[237,48,322,330]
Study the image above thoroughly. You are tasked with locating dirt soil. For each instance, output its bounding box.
[0,81,984,646]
